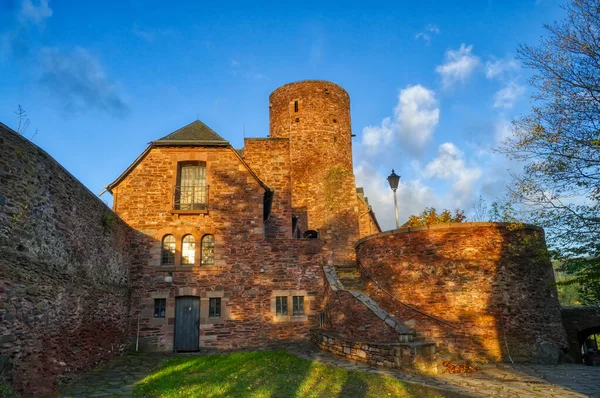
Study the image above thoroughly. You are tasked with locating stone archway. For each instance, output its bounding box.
[562,307,600,363]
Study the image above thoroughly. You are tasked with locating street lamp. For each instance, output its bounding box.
[387,169,400,229]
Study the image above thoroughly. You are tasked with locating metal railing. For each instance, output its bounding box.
[173,184,209,210]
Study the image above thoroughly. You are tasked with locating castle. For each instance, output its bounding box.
[1,81,572,396]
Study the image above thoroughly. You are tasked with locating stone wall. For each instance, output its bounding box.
[323,289,400,342]
[562,307,600,364]
[310,329,437,373]
[112,143,330,350]
[357,195,380,239]
[269,81,360,266]
[0,123,136,396]
[130,238,328,350]
[355,223,568,363]
[243,138,292,240]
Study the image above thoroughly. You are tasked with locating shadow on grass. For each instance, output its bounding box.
[133,350,460,397]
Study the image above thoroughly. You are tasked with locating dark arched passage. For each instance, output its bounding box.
[578,326,600,365]
[562,307,600,363]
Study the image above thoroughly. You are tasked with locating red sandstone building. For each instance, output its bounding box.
[105,81,381,351]
[1,80,574,396]
[105,80,567,364]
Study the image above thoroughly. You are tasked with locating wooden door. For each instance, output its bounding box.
[174,296,200,352]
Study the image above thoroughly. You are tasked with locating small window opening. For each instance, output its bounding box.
[276,296,288,316]
[292,215,299,238]
[181,235,195,265]
[209,297,222,318]
[303,230,319,239]
[295,117,300,122]
[318,312,326,327]
[333,119,337,123]
[202,234,215,265]
[154,299,166,318]
[293,296,304,316]
[294,101,298,112]
[324,88,330,95]
[161,235,176,265]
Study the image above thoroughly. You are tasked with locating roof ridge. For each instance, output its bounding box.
[154,120,229,146]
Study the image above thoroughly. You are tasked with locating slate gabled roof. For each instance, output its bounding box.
[153,120,229,146]
[104,120,271,198]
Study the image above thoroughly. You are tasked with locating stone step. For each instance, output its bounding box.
[335,266,361,279]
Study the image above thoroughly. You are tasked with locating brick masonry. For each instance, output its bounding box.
[561,307,600,364]
[112,143,330,351]
[269,81,360,266]
[355,223,569,363]
[0,80,582,395]
[0,124,139,397]
[310,329,437,373]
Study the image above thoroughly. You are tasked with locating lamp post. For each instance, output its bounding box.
[387,169,400,229]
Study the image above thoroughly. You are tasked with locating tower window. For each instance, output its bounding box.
[294,101,298,112]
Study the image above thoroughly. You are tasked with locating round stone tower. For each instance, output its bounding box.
[269,80,359,265]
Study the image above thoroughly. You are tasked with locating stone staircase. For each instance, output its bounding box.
[321,265,439,373]
[335,265,364,291]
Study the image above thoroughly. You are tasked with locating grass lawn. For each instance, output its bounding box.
[134,349,456,397]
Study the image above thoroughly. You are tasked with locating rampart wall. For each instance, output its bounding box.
[0,123,136,396]
[355,223,568,363]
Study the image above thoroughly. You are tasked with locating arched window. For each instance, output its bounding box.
[201,234,215,265]
[161,235,176,265]
[181,235,195,265]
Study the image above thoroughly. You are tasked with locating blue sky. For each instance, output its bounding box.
[0,0,565,230]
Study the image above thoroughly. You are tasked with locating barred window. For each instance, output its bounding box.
[181,235,195,265]
[276,296,288,316]
[201,234,215,265]
[209,298,221,318]
[161,235,176,265]
[293,296,304,316]
[154,299,166,318]
[175,163,207,210]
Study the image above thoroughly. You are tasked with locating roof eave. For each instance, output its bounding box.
[152,140,229,147]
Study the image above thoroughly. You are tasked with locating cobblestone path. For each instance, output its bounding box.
[60,343,600,397]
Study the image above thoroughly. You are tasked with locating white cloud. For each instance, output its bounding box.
[493,81,525,109]
[361,85,439,154]
[354,162,440,230]
[415,24,440,45]
[435,44,480,88]
[493,118,513,144]
[38,46,129,116]
[19,0,52,26]
[485,57,519,80]
[424,142,482,199]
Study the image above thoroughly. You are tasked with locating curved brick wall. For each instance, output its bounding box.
[355,223,568,363]
[269,81,359,265]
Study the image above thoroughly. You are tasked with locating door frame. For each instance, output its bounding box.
[173,295,200,352]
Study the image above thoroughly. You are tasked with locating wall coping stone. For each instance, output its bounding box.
[355,222,544,248]
[312,329,434,348]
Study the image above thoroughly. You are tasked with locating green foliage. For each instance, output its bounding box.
[498,0,600,306]
[101,211,117,232]
[554,263,582,307]
[407,207,465,227]
[0,381,18,398]
[133,350,448,397]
